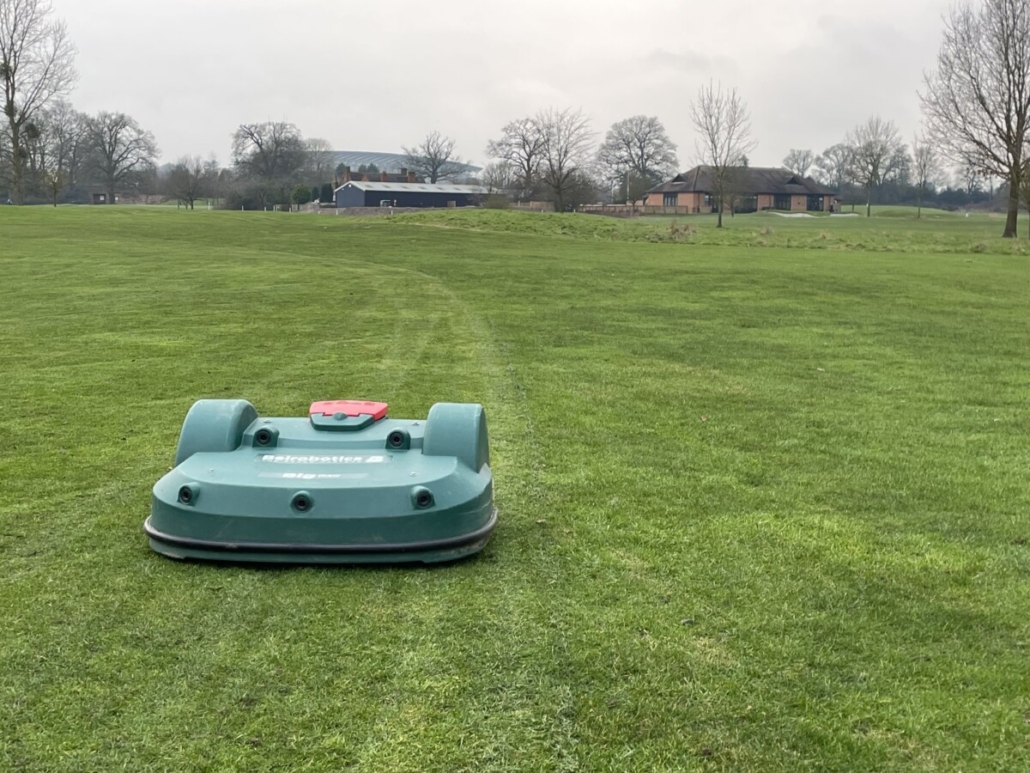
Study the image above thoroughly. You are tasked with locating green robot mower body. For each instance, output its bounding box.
[145,399,495,564]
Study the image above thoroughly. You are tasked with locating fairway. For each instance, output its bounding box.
[1,208,1028,771]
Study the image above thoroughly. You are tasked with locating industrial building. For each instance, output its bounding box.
[334,181,490,209]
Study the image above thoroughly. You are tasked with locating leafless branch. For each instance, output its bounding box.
[911,133,941,218]
[402,130,465,183]
[0,0,76,203]
[597,115,678,202]
[536,107,593,211]
[921,0,1030,236]
[486,117,546,200]
[846,115,905,217]
[690,80,756,227]
[84,111,158,202]
[782,149,814,177]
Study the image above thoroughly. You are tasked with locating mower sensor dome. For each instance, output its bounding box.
[145,399,496,564]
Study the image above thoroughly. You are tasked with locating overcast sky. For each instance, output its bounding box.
[51,0,952,170]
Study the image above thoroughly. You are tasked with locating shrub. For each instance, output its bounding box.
[482,194,510,210]
[667,222,696,242]
[292,184,312,206]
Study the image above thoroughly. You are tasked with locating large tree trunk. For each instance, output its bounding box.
[1003,168,1019,238]
[107,184,116,204]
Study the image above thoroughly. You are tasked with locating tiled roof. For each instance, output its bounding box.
[648,166,836,195]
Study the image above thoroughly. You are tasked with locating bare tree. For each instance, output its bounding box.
[561,169,603,210]
[0,0,76,204]
[28,108,62,204]
[41,98,85,185]
[303,137,336,187]
[402,130,464,183]
[961,159,987,196]
[690,80,757,227]
[597,115,678,204]
[722,163,752,217]
[232,121,305,181]
[486,117,545,201]
[211,166,233,206]
[921,0,1030,237]
[19,115,41,193]
[782,149,814,177]
[39,158,61,203]
[482,160,516,193]
[231,121,306,207]
[84,111,158,203]
[846,116,905,217]
[813,143,854,195]
[536,107,593,212]
[166,155,217,209]
[911,134,941,219]
[23,97,85,203]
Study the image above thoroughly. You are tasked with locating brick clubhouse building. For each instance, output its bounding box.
[646,166,838,213]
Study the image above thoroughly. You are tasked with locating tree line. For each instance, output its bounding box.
[4,0,1030,235]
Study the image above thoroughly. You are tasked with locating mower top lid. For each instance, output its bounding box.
[309,400,388,419]
[308,400,389,432]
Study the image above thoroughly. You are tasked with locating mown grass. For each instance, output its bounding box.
[1,207,1029,771]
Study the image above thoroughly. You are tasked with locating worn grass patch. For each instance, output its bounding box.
[1,207,1029,771]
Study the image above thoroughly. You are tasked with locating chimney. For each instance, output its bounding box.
[342,165,352,182]
[407,170,416,183]
[380,171,389,182]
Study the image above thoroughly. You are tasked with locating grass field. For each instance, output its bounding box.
[1,207,1028,771]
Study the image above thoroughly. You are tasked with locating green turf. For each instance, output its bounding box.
[1,207,1028,772]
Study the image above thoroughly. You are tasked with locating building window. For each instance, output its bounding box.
[773,194,791,210]
[807,195,823,211]
[663,193,677,207]
[735,195,758,214]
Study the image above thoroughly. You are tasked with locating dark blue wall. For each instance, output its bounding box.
[335,185,478,208]
[335,186,366,208]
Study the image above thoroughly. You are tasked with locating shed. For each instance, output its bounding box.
[334,181,489,209]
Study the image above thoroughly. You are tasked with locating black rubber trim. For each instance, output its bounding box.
[144,509,497,554]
